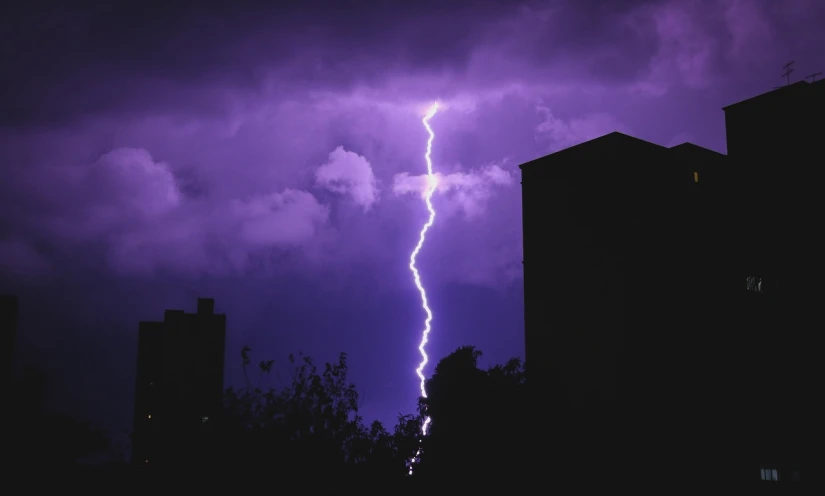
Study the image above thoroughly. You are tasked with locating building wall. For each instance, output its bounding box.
[1,295,18,393]
[522,135,698,404]
[132,321,164,465]
[520,81,823,485]
[520,133,737,483]
[723,80,824,483]
[132,298,226,467]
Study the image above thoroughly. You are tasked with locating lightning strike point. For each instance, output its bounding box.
[408,101,438,474]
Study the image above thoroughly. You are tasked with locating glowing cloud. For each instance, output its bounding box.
[315,146,378,211]
[393,161,514,219]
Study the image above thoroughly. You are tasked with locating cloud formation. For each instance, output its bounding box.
[315,146,378,212]
[106,188,330,277]
[0,0,821,287]
[534,103,630,151]
[0,145,334,278]
[231,189,329,247]
[92,148,181,217]
[393,162,514,218]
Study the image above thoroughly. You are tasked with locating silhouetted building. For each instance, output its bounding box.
[1,295,18,389]
[721,78,824,487]
[519,79,823,487]
[131,298,226,468]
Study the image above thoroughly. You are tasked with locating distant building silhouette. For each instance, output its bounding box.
[131,298,226,468]
[1,295,18,389]
[519,79,823,487]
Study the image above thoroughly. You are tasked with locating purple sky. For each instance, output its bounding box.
[1,1,823,440]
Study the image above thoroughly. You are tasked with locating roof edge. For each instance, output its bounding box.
[519,131,666,170]
[722,80,812,111]
[669,142,727,157]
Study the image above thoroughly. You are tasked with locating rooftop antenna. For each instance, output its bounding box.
[805,72,822,82]
[781,60,795,86]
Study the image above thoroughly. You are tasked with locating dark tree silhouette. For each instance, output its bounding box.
[209,346,422,485]
[413,346,532,486]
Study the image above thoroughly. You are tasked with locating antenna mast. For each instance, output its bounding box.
[805,72,822,82]
[781,60,795,86]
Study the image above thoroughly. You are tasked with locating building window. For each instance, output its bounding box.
[201,416,209,423]
[746,276,763,293]
[761,468,779,481]
[693,171,699,183]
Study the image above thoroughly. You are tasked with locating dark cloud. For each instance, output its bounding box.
[6,0,821,128]
[1,0,540,127]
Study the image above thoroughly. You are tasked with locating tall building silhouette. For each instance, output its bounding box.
[131,298,226,467]
[721,78,824,485]
[519,79,823,486]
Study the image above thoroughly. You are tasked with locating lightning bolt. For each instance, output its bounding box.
[408,101,438,474]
